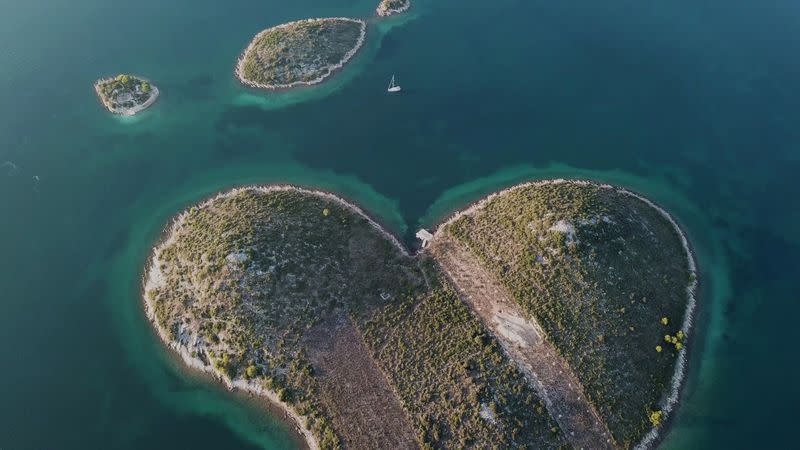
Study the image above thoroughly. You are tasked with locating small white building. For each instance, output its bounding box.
[416,229,434,248]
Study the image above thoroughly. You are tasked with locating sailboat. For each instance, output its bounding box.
[387,75,401,93]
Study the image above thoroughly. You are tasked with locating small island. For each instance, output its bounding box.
[235,18,367,90]
[94,74,158,115]
[143,181,696,450]
[376,0,411,17]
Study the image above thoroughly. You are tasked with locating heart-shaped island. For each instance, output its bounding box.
[144,180,696,450]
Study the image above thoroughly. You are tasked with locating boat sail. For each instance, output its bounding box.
[387,75,401,93]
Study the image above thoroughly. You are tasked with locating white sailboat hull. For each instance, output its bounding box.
[388,74,401,92]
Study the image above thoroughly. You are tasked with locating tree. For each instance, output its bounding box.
[245,364,259,379]
[277,387,289,402]
[320,425,340,450]
[649,410,663,427]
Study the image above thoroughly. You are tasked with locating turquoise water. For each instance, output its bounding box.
[1,0,799,448]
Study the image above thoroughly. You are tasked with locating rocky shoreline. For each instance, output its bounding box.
[141,295,319,449]
[234,18,367,91]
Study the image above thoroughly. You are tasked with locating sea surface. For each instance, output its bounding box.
[1,0,798,448]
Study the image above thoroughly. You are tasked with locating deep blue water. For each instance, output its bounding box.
[1,0,799,448]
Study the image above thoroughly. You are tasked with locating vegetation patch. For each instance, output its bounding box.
[361,284,568,450]
[441,180,696,448]
[235,18,366,90]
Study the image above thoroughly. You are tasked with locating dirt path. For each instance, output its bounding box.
[430,236,616,450]
[306,318,420,450]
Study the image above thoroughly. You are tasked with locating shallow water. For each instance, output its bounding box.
[1,0,798,448]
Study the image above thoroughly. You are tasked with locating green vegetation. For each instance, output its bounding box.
[237,18,364,87]
[444,182,693,448]
[361,283,567,450]
[649,410,663,427]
